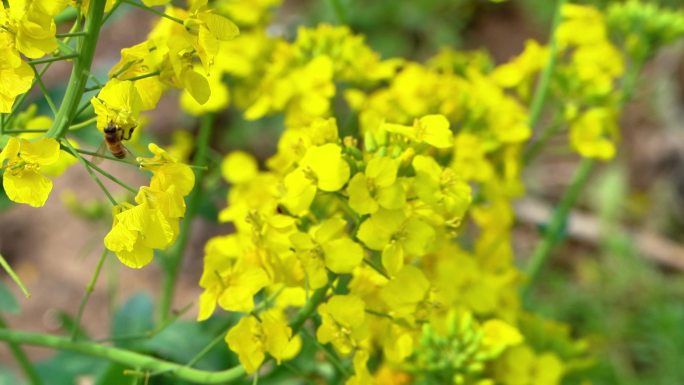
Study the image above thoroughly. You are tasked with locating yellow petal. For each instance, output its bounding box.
[323,238,364,274]
[3,167,52,207]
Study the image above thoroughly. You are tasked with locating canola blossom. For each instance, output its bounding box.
[0,0,683,384]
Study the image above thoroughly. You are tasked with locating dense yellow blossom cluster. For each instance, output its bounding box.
[1,0,684,384]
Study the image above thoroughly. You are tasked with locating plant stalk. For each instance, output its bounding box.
[159,115,213,320]
[46,0,107,139]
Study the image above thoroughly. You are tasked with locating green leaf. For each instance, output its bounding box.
[94,363,132,385]
[144,320,233,370]
[36,351,104,385]
[0,280,19,314]
[111,292,154,349]
[0,365,24,385]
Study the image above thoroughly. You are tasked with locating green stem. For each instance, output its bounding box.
[526,0,565,134]
[84,71,161,92]
[74,148,135,164]
[121,0,184,24]
[327,0,347,24]
[69,116,97,130]
[28,64,58,115]
[523,158,593,298]
[82,157,138,193]
[159,115,213,321]
[300,328,349,375]
[122,70,161,82]
[290,276,333,333]
[74,101,94,120]
[528,0,565,127]
[46,0,107,139]
[523,119,563,165]
[27,54,79,66]
[0,253,30,298]
[0,317,42,385]
[72,249,108,340]
[56,31,87,38]
[3,129,48,134]
[0,329,245,384]
[61,140,118,205]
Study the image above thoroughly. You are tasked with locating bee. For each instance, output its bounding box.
[93,121,135,164]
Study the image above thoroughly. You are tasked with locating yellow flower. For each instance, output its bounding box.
[290,217,364,288]
[412,155,471,225]
[347,156,405,215]
[103,196,176,268]
[2,0,67,59]
[109,41,165,110]
[91,79,144,137]
[138,143,195,210]
[198,256,269,317]
[19,115,77,177]
[382,114,454,149]
[357,209,435,275]
[569,108,618,160]
[492,40,547,98]
[493,345,565,385]
[0,137,59,207]
[221,151,258,184]
[184,0,240,71]
[380,265,431,323]
[316,295,369,355]
[346,349,373,385]
[0,33,32,113]
[180,65,230,115]
[226,312,299,374]
[281,143,350,215]
[481,319,524,355]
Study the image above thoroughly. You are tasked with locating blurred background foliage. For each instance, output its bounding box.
[1,0,684,384]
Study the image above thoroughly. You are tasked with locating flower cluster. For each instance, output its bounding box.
[188,1,684,383]
[0,0,67,112]
[104,144,194,268]
[93,0,240,133]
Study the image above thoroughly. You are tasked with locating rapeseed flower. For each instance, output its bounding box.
[0,137,59,207]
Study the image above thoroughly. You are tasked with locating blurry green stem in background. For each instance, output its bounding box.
[46,0,106,139]
[523,158,594,299]
[159,114,214,321]
[0,253,30,298]
[327,0,347,24]
[523,56,646,300]
[71,249,108,340]
[0,317,42,385]
[527,0,565,131]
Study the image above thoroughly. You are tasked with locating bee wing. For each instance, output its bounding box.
[121,143,138,165]
[91,141,108,165]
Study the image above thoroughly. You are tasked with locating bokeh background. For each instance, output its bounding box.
[1,0,684,384]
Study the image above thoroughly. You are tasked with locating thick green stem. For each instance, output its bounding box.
[46,0,107,139]
[522,158,594,298]
[159,115,214,320]
[0,317,42,385]
[0,328,245,384]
